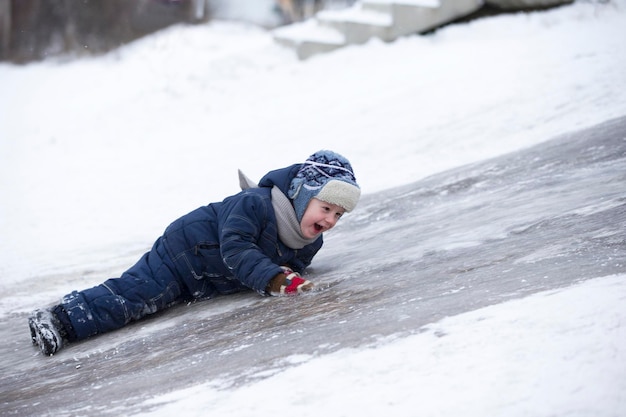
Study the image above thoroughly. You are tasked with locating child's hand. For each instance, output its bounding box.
[266,266,314,295]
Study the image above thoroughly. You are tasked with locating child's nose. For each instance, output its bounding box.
[325,214,338,228]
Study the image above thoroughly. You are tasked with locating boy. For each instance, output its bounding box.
[28,150,360,356]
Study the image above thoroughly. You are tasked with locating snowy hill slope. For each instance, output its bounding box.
[1,115,625,416]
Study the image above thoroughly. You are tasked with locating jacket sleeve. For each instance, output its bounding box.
[219,191,283,293]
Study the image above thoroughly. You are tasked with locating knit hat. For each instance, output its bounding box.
[288,150,361,222]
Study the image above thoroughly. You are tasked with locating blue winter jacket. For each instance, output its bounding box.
[161,164,323,297]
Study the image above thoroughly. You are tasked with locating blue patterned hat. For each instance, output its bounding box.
[288,150,361,222]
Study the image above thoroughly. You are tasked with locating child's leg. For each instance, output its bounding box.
[59,237,185,341]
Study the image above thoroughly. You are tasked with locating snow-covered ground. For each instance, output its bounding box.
[1,1,625,415]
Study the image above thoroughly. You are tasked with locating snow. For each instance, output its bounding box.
[1,0,625,415]
[273,18,347,43]
[316,7,393,25]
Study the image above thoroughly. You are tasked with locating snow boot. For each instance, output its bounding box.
[28,309,65,356]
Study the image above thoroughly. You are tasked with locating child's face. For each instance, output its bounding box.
[300,198,346,239]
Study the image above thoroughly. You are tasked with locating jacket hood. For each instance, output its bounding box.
[257,164,301,196]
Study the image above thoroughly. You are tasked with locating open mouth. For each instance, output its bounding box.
[314,223,324,232]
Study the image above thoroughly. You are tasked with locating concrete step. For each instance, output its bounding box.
[361,0,440,15]
[316,7,394,43]
[273,19,347,60]
[273,0,484,60]
[368,0,483,36]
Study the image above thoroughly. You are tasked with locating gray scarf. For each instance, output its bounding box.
[238,170,318,250]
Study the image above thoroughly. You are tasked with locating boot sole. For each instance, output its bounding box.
[28,312,62,356]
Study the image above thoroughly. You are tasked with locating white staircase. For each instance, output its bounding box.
[273,0,484,59]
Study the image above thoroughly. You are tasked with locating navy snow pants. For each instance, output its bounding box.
[61,237,187,341]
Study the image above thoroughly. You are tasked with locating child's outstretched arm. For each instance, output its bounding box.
[219,192,302,294]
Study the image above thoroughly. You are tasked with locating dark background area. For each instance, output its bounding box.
[0,0,211,63]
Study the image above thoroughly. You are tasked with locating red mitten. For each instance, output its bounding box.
[266,266,314,295]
